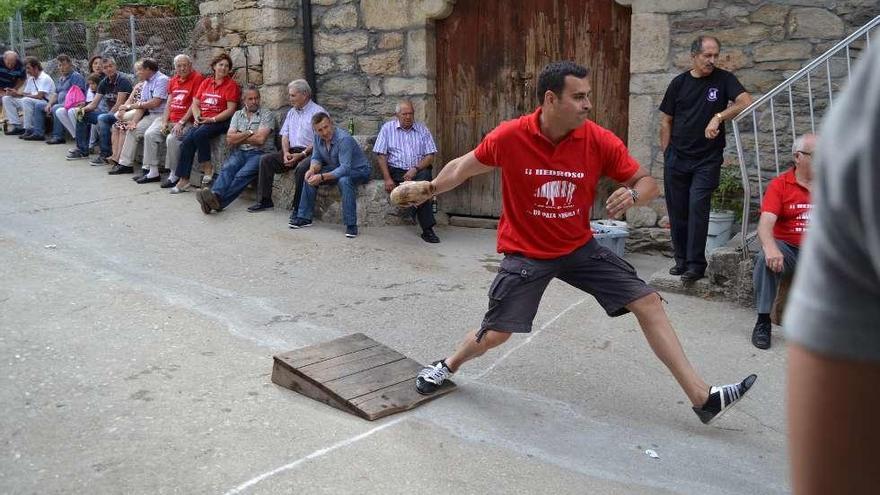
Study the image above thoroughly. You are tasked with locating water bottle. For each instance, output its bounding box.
[348,117,355,134]
[432,196,438,214]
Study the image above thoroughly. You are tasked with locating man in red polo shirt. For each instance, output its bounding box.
[140,54,204,187]
[751,133,815,350]
[396,61,756,425]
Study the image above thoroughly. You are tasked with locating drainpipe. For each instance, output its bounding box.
[301,0,317,101]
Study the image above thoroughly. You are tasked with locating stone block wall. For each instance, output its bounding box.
[308,0,452,136]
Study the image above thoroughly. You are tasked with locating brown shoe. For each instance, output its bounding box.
[196,189,212,214]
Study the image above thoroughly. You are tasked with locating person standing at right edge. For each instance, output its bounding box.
[659,35,752,281]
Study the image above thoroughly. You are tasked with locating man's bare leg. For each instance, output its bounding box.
[445,328,512,372]
[627,293,709,406]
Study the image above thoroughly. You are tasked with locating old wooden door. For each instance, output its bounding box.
[436,0,632,218]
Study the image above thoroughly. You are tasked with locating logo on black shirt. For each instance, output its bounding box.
[707,88,719,102]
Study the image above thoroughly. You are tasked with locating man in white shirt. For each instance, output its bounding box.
[2,56,55,136]
[249,79,326,212]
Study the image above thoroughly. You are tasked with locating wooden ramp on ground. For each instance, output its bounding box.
[271,333,456,420]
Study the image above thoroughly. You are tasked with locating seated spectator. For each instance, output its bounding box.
[140,54,204,187]
[1,50,25,127]
[106,61,146,172]
[2,56,54,137]
[170,53,239,194]
[111,58,169,178]
[374,99,440,243]
[42,54,86,144]
[67,57,132,162]
[249,79,326,212]
[751,133,815,349]
[88,56,104,78]
[0,50,24,91]
[196,85,275,213]
[81,56,106,152]
[289,112,371,238]
[58,73,101,144]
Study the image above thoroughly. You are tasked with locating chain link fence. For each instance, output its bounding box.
[2,13,201,77]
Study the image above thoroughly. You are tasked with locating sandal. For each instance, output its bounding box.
[201,172,214,188]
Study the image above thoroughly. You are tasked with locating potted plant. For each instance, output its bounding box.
[706,165,743,253]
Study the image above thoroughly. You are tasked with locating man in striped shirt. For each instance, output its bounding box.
[374,100,440,243]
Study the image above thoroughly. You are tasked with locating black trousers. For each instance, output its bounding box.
[257,146,308,208]
[663,147,722,274]
[389,166,435,231]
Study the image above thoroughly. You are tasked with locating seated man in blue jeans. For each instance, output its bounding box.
[67,57,132,161]
[289,112,371,238]
[196,85,275,214]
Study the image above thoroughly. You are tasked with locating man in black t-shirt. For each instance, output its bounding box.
[69,57,132,162]
[659,35,752,281]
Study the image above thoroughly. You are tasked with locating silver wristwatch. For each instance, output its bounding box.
[628,187,639,203]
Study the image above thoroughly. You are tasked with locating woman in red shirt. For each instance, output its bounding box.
[171,53,240,193]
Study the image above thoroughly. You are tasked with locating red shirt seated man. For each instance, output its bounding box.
[751,133,815,349]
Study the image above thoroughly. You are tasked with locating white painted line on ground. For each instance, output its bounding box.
[473,297,588,380]
[222,417,406,494]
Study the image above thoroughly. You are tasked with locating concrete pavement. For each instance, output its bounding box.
[0,134,789,494]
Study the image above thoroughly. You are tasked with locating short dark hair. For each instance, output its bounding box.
[87,73,102,85]
[243,83,260,97]
[56,54,71,64]
[141,58,159,72]
[536,61,590,103]
[311,112,331,126]
[24,56,41,71]
[210,53,233,72]
[691,35,721,55]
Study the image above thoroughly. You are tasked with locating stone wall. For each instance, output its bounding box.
[307,0,452,136]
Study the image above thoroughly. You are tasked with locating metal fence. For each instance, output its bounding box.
[2,13,201,76]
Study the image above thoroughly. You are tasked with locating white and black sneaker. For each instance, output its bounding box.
[415,359,453,395]
[693,374,757,424]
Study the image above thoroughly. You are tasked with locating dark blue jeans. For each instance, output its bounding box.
[75,110,113,156]
[296,167,370,227]
[49,103,67,139]
[211,149,265,209]
[663,146,722,274]
[175,121,230,180]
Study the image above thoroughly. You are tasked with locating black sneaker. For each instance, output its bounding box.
[345,225,358,238]
[669,265,686,276]
[289,218,313,229]
[693,374,757,425]
[66,149,89,160]
[752,321,771,350]
[680,270,705,282]
[415,360,453,395]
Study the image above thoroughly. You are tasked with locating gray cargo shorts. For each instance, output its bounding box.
[478,239,657,341]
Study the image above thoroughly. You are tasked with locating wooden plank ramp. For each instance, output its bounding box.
[271,333,456,420]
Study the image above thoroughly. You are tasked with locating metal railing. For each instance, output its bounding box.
[731,14,880,255]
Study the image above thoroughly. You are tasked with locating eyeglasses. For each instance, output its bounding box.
[797,151,812,157]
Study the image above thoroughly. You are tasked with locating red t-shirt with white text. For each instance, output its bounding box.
[761,167,812,246]
[474,108,641,259]
[167,71,205,123]
[195,76,240,119]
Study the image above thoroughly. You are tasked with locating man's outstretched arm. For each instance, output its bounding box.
[431,150,493,195]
